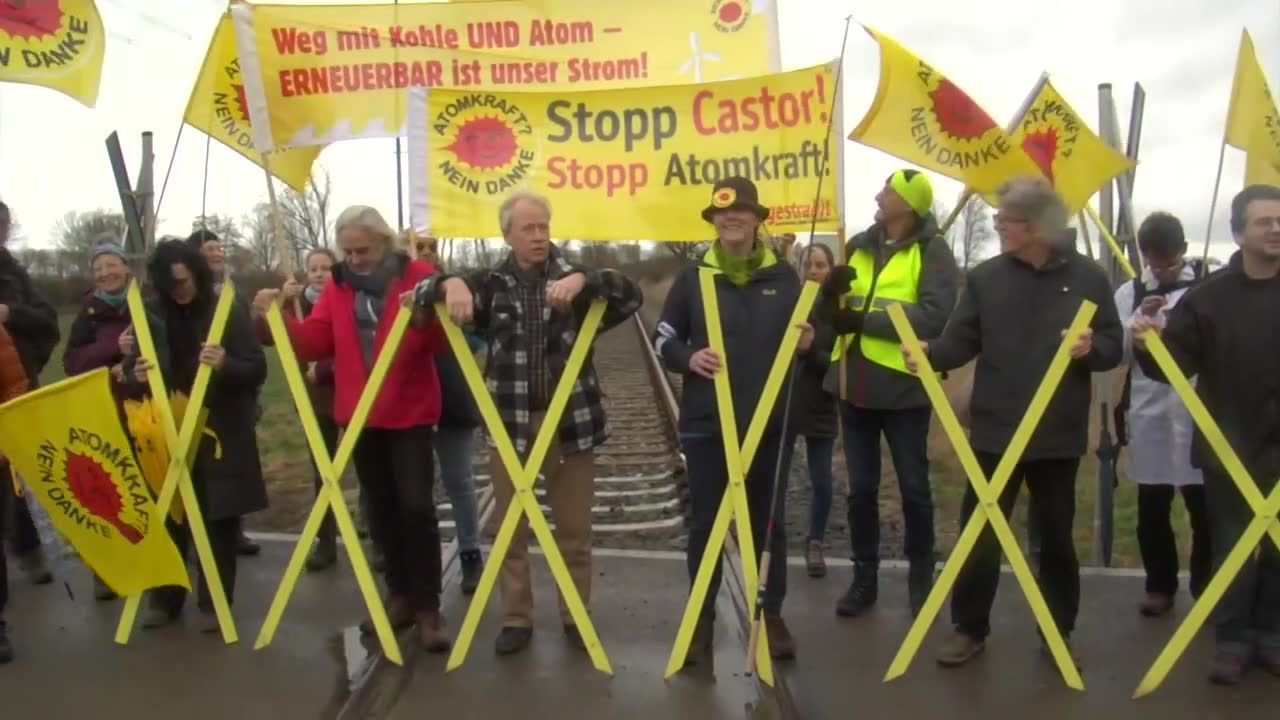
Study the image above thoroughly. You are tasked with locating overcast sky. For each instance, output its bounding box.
[1,0,1276,263]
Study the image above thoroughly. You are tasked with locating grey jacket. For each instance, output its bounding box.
[823,213,960,409]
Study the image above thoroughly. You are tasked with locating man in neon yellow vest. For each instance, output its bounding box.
[827,169,959,619]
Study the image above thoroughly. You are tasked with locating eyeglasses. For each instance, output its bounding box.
[1145,258,1184,273]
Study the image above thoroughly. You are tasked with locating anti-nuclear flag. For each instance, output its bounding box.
[0,0,104,107]
[1246,123,1280,187]
[0,369,189,596]
[228,0,779,151]
[1224,29,1274,152]
[850,26,1039,195]
[1010,79,1135,213]
[187,13,320,193]
[407,64,840,241]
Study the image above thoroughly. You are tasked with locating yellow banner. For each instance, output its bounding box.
[186,13,321,193]
[1225,29,1274,151]
[0,370,189,596]
[230,0,779,150]
[0,0,104,107]
[850,25,1040,195]
[1011,79,1135,213]
[409,64,839,241]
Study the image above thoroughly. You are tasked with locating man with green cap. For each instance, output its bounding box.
[826,169,960,619]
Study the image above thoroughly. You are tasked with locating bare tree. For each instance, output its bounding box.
[241,202,277,271]
[281,168,333,268]
[954,194,993,270]
[53,209,127,276]
[190,213,244,247]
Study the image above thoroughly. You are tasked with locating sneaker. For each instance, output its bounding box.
[1139,591,1174,617]
[416,610,451,653]
[764,612,796,660]
[360,594,415,635]
[0,622,13,664]
[1256,645,1280,677]
[835,562,878,618]
[93,575,118,602]
[907,561,935,618]
[564,624,587,652]
[805,541,827,579]
[936,631,985,668]
[236,531,261,557]
[305,541,337,573]
[1209,650,1248,685]
[683,617,714,668]
[495,626,533,655]
[18,549,53,585]
[459,550,482,595]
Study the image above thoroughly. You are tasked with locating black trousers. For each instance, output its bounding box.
[0,470,8,617]
[311,413,341,549]
[352,426,441,611]
[151,516,242,615]
[2,463,41,556]
[1137,484,1211,596]
[952,452,1081,640]
[1203,468,1280,656]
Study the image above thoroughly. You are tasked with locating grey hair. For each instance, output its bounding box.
[498,191,552,236]
[996,176,1068,239]
[335,205,396,244]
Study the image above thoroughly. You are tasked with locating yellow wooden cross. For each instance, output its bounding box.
[884,300,1096,690]
[115,280,238,644]
[442,299,613,674]
[663,271,820,684]
[1131,331,1280,697]
[252,303,412,664]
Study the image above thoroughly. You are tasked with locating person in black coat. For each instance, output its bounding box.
[128,240,268,632]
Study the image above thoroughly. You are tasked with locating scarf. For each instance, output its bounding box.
[303,284,323,306]
[94,287,128,308]
[711,239,768,287]
[346,253,401,369]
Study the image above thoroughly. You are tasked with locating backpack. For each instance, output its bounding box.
[1113,259,1206,446]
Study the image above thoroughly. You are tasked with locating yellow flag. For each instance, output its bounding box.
[1246,120,1280,186]
[0,370,189,596]
[850,26,1040,195]
[185,13,320,193]
[0,0,104,107]
[1010,79,1135,213]
[1225,29,1275,151]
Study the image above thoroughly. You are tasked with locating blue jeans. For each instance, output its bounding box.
[682,432,789,618]
[839,403,934,564]
[798,436,835,543]
[436,425,481,553]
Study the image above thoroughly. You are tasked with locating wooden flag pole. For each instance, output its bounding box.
[261,153,303,319]
[1200,140,1227,267]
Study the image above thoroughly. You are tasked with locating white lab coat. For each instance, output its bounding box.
[1115,264,1203,487]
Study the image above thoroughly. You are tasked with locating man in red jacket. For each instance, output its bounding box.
[254,205,451,651]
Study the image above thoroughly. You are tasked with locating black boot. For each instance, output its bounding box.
[459,550,482,595]
[306,539,337,572]
[835,562,878,618]
[908,559,935,618]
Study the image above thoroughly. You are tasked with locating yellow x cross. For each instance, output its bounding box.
[115,280,238,644]
[885,300,1096,690]
[443,299,613,674]
[252,303,413,664]
[1132,331,1280,697]
[663,271,820,684]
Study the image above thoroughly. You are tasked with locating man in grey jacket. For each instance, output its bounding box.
[826,169,959,618]
[905,177,1123,668]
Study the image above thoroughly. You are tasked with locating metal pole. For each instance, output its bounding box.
[138,131,156,252]
[1200,141,1227,267]
[1097,83,1118,287]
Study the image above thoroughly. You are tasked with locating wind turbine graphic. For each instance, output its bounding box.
[677,32,721,83]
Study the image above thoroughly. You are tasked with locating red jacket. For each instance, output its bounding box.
[283,254,445,429]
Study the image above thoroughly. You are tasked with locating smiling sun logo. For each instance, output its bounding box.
[929,78,998,142]
[446,116,518,171]
[0,0,63,40]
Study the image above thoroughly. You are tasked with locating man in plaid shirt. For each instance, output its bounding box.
[413,190,642,656]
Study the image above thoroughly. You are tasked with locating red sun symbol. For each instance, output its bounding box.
[929,79,997,141]
[1022,128,1059,183]
[718,1,744,24]
[66,452,144,545]
[446,116,518,171]
[232,83,251,123]
[0,0,63,40]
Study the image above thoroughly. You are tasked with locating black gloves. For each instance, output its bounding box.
[821,265,855,299]
[832,308,865,335]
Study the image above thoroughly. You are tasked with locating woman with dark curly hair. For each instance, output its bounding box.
[127,239,268,632]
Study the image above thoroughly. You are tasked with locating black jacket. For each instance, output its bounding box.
[0,248,59,383]
[1137,252,1280,480]
[655,247,831,439]
[928,246,1123,460]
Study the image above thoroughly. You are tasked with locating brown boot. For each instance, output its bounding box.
[805,541,827,578]
[1139,592,1174,617]
[360,594,414,635]
[416,609,452,653]
[764,612,796,661]
[936,630,985,668]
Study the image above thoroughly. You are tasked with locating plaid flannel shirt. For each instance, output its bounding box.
[414,247,643,457]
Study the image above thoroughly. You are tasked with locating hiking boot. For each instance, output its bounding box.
[305,541,337,572]
[416,610,451,653]
[360,594,415,635]
[18,549,53,585]
[683,617,714,668]
[1209,650,1248,685]
[0,622,13,664]
[1139,592,1174,618]
[805,541,827,578]
[1256,645,1280,677]
[908,560,935,618]
[93,575,118,602]
[236,531,261,557]
[764,612,796,660]
[835,562,878,618]
[459,550,483,595]
[564,624,587,652]
[495,626,533,655]
[936,631,985,668]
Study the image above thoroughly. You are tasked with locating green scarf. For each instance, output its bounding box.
[711,240,768,287]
